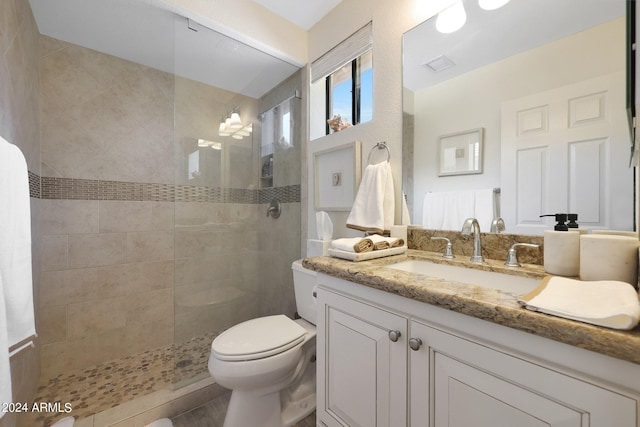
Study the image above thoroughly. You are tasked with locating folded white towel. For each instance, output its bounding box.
[0,137,35,346]
[368,234,405,250]
[347,161,395,234]
[518,276,640,330]
[331,237,374,253]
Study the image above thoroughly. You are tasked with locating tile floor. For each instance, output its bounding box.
[25,333,215,427]
[171,391,316,427]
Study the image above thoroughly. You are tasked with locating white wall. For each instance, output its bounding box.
[411,18,625,225]
[305,0,449,244]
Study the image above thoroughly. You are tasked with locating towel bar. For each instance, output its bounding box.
[8,333,37,358]
[367,142,390,164]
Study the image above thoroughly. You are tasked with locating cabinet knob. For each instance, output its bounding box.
[388,330,401,342]
[409,338,423,351]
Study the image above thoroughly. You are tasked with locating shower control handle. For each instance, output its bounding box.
[267,198,281,219]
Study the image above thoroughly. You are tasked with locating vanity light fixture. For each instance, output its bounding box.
[478,0,510,10]
[218,107,252,138]
[436,1,466,34]
[198,138,222,150]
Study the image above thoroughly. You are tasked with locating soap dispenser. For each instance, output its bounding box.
[540,213,580,277]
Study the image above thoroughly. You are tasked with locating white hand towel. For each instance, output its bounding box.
[0,137,36,346]
[347,162,395,234]
[422,190,475,231]
[518,276,640,330]
[0,274,11,418]
[474,188,495,232]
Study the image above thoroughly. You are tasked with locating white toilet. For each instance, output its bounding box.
[208,260,317,427]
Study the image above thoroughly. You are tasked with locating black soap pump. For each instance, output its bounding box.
[540,213,568,231]
[540,213,580,276]
[567,213,579,229]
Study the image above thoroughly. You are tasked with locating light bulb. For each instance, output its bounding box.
[436,1,466,34]
[218,122,230,136]
[229,112,242,129]
[478,0,510,10]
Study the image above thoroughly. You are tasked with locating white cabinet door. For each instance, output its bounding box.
[410,320,636,427]
[318,288,407,427]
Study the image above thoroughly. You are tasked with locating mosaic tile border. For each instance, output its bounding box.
[29,173,301,204]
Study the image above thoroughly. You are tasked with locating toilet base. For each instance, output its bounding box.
[223,389,282,427]
[281,391,316,426]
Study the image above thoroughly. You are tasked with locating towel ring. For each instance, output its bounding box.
[368,142,391,164]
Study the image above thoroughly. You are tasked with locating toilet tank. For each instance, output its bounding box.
[291,260,317,324]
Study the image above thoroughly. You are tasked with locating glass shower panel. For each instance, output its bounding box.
[171,15,300,389]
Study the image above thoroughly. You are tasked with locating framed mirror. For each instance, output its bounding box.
[403,0,635,235]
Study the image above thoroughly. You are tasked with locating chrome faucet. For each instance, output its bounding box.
[461,218,484,263]
[490,217,505,233]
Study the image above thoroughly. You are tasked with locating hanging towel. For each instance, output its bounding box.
[0,137,35,415]
[473,188,495,232]
[0,137,35,347]
[0,274,10,419]
[422,190,475,231]
[422,189,496,231]
[347,161,395,234]
[518,276,640,330]
[331,237,374,253]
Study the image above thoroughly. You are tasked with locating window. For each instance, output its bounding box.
[310,22,373,139]
[326,50,373,134]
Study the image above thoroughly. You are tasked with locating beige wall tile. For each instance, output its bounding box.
[126,231,173,263]
[68,233,127,268]
[39,305,67,344]
[40,199,99,235]
[125,288,173,325]
[40,234,68,271]
[97,260,173,296]
[67,296,128,339]
[99,201,173,233]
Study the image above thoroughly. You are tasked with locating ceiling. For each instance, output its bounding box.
[403,0,626,92]
[253,0,343,30]
[29,0,342,98]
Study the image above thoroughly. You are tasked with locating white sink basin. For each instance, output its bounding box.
[385,260,540,294]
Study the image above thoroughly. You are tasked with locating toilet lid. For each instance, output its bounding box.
[212,315,307,361]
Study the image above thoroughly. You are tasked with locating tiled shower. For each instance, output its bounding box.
[2,1,303,424]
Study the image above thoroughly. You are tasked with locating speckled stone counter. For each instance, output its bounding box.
[303,249,640,365]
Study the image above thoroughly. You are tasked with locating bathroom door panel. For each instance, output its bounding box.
[501,72,633,234]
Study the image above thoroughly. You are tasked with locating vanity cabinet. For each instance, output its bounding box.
[316,273,639,427]
[317,288,407,427]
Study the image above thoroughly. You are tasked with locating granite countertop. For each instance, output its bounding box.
[303,249,640,365]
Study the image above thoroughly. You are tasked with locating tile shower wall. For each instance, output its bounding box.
[0,0,42,426]
[38,35,177,379]
[38,34,303,385]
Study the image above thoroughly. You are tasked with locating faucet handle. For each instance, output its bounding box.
[505,243,540,267]
[431,237,455,259]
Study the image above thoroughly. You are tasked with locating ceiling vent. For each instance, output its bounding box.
[422,54,455,73]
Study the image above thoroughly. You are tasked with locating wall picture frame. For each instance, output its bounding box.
[437,128,484,176]
[314,141,362,210]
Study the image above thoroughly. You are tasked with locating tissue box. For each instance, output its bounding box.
[307,239,330,257]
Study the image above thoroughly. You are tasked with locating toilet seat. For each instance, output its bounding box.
[212,315,306,361]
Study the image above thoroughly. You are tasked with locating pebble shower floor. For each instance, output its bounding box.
[24,333,215,427]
